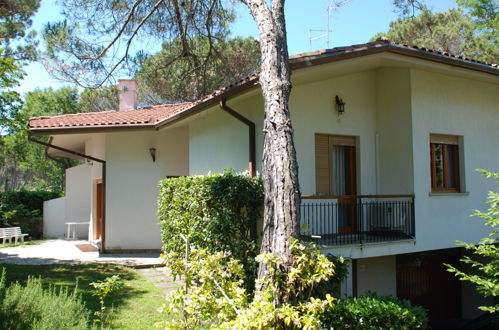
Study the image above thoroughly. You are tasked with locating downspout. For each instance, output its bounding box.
[219,99,256,177]
[28,136,108,252]
[45,137,70,189]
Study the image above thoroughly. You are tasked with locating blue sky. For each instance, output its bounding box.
[17,0,458,95]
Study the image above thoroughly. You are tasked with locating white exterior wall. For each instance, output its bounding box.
[43,197,66,238]
[356,256,397,296]
[410,69,499,252]
[105,127,189,250]
[65,164,92,238]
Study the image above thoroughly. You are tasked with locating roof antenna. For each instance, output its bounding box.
[309,0,351,50]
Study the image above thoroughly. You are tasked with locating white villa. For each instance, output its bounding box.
[29,39,499,324]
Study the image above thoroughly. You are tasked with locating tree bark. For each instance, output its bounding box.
[241,0,301,279]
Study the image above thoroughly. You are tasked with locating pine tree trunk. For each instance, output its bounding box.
[242,0,301,278]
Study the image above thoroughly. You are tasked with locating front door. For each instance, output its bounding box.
[330,142,357,233]
[96,183,103,240]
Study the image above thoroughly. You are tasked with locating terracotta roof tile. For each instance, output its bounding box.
[28,40,498,132]
[29,103,191,129]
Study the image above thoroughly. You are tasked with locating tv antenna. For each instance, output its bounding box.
[309,0,351,50]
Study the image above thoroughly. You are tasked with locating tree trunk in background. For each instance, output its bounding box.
[242,0,301,280]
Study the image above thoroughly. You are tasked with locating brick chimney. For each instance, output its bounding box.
[118,79,138,111]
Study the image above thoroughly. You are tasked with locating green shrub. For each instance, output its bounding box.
[0,190,61,237]
[158,170,263,288]
[321,293,428,329]
[0,269,90,330]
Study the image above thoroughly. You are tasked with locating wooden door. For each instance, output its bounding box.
[96,183,102,239]
[332,144,357,233]
[396,249,461,323]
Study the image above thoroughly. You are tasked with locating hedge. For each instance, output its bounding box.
[158,171,263,288]
[0,190,61,238]
[320,293,428,329]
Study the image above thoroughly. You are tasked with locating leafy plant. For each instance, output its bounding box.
[90,275,124,326]
[320,293,428,329]
[159,240,337,329]
[446,169,499,313]
[158,170,263,290]
[0,190,61,237]
[0,269,90,330]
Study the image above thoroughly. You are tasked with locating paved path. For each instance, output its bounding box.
[0,239,163,267]
[137,267,183,295]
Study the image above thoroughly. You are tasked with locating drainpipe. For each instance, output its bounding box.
[28,136,107,252]
[219,99,256,177]
[44,137,70,189]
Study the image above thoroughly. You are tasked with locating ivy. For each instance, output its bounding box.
[158,170,263,289]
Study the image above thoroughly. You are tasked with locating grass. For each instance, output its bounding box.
[0,238,49,248]
[0,263,171,329]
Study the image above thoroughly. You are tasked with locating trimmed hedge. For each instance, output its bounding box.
[0,190,61,237]
[158,171,263,288]
[320,293,428,329]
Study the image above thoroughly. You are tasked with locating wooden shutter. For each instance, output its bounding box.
[315,134,330,195]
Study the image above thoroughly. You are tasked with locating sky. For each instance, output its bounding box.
[16,0,458,95]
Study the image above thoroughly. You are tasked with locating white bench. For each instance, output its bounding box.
[0,227,29,244]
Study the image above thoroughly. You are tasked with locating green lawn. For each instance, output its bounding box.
[0,239,49,248]
[0,263,170,329]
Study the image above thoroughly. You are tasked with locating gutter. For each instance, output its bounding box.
[219,99,256,177]
[28,136,108,252]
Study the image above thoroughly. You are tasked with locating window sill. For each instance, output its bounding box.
[429,192,470,197]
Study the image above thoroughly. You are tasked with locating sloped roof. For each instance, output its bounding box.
[28,39,498,133]
[29,103,192,129]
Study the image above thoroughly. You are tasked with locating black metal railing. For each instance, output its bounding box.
[300,195,415,246]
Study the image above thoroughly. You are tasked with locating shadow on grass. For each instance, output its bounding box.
[1,263,152,322]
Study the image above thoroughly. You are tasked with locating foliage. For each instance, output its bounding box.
[159,249,248,329]
[90,275,124,326]
[0,190,61,234]
[0,0,40,61]
[0,52,25,133]
[159,240,337,329]
[0,269,90,330]
[79,85,118,112]
[1,87,80,192]
[311,254,349,299]
[158,171,263,289]
[320,293,428,329]
[392,0,427,18]
[376,1,498,64]
[42,0,233,87]
[135,36,260,103]
[446,170,499,313]
[2,263,171,328]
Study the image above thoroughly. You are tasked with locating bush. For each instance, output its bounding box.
[158,170,263,288]
[0,269,90,330]
[0,190,61,237]
[320,293,428,329]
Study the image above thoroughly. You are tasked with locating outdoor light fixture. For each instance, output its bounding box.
[336,95,345,115]
[149,148,156,162]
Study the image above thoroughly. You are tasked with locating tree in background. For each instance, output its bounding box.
[375,0,498,63]
[0,54,25,133]
[0,0,40,61]
[446,170,498,313]
[0,88,79,191]
[78,86,118,113]
[135,36,260,103]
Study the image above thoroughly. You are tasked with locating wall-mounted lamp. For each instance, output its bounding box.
[335,95,345,115]
[149,148,156,162]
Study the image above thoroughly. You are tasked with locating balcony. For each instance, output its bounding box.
[300,195,415,246]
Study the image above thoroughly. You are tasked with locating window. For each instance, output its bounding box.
[430,134,460,192]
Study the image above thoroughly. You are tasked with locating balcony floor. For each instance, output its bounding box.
[301,230,414,247]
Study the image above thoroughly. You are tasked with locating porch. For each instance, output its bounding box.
[300,195,415,246]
